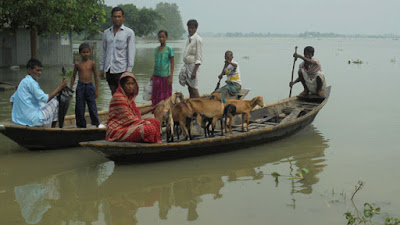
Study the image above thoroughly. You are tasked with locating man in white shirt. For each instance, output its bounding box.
[99,7,136,95]
[179,19,203,98]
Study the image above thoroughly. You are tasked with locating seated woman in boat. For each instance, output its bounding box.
[290,46,326,97]
[106,72,161,143]
[213,50,241,103]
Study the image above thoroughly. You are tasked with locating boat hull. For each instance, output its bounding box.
[81,87,330,163]
[0,110,109,150]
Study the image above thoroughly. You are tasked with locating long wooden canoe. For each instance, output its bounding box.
[80,86,331,163]
[0,90,250,150]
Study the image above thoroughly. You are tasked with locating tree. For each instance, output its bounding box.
[155,2,185,39]
[0,0,105,58]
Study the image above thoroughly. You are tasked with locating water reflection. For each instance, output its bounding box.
[1,126,328,224]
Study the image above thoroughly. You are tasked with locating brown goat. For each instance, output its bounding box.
[187,98,224,137]
[223,104,236,134]
[171,101,193,141]
[154,92,184,142]
[225,96,264,131]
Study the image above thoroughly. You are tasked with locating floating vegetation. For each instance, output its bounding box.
[242,56,250,60]
[348,59,363,64]
[344,180,399,225]
[390,58,396,63]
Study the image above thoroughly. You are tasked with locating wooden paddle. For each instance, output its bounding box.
[289,46,298,97]
[214,77,222,91]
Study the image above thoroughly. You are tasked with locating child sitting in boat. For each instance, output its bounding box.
[215,50,242,103]
[10,59,67,127]
[70,43,103,128]
[290,46,326,97]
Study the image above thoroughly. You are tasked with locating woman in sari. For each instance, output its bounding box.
[106,72,161,143]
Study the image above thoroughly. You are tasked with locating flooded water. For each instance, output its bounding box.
[1,37,399,224]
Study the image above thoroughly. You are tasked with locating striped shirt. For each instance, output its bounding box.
[100,25,136,73]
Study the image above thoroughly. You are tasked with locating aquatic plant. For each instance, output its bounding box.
[344,181,399,225]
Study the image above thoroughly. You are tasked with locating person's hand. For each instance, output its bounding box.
[289,81,294,87]
[95,90,99,99]
[150,75,154,81]
[100,70,105,80]
[293,53,300,59]
[56,80,67,92]
[167,75,173,85]
[218,74,223,79]
[145,121,151,125]
[60,80,67,89]
[191,71,197,79]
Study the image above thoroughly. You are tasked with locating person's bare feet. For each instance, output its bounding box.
[317,90,325,97]
[298,90,308,97]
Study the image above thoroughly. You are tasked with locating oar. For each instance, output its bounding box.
[214,77,222,91]
[289,46,298,98]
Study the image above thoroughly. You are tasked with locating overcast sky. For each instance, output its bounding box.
[105,0,399,35]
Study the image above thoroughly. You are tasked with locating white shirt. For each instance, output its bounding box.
[100,25,136,73]
[183,32,203,65]
[224,60,241,85]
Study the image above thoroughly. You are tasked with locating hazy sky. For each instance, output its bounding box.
[105,0,400,35]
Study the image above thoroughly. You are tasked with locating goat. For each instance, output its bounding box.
[187,98,224,137]
[223,104,237,134]
[225,96,264,132]
[210,91,222,101]
[154,92,184,142]
[171,101,193,141]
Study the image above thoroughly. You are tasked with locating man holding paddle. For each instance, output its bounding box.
[290,46,326,97]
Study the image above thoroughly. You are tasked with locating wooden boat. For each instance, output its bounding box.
[0,90,250,150]
[0,110,109,150]
[80,86,331,163]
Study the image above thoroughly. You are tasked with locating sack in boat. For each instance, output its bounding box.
[143,81,152,101]
[57,86,74,128]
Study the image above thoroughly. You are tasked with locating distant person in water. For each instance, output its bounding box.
[179,19,203,98]
[70,42,102,128]
[214,50,242,103]
[10,59,67,127]
[151,30,175,106]
[290,46,326,97]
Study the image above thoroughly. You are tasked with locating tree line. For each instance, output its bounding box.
[0,1,185,58]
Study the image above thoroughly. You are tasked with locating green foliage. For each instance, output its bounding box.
[155,2,185,39]
[59,69,73,79]
[1,0,105,35]
[344,181,398,225]
[385,217,400,225]
[288,168,309,180]
[344,203,381,225]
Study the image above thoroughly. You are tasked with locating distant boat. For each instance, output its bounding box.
[80,87,331,163]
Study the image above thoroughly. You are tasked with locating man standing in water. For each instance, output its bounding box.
[100,6,136,95]
[179,19,203,98]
